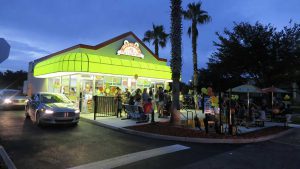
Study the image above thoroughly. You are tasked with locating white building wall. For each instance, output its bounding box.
[27,62,47,96]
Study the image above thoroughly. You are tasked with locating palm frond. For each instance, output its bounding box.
[143,24,169,56]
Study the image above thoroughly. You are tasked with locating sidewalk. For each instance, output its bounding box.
[80,111,300,134]
[80,112,169,128]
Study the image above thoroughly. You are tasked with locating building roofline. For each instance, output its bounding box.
[34,31,167,63]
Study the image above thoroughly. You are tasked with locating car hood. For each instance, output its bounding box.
[1,95,26,100]
[44,103,77,112]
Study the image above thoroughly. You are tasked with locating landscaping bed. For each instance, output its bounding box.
[126,122,290,139]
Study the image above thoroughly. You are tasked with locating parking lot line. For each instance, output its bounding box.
[68,144,190,169]
[0,146,17,169]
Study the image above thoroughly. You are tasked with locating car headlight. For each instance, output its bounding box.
[75,109,80,114]
[45,109,54,114]
[4,98,12,104]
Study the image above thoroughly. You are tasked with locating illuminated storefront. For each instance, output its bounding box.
[27,32,172,113]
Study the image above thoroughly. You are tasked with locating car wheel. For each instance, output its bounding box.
[71,122,78,127]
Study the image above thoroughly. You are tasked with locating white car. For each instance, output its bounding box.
[0,89,26,109]
[25,93,80,126]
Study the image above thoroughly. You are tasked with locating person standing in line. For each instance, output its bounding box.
[124,88,131,103]
[143,98,154,123]
[149,89,153,99]
[157,87,164,118]
[154,89,160,113]
[163,90,171,116]
[134,88,142,107]
[115,87,123,118]
[142,88,149,105]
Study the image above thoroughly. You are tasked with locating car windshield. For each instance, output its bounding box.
[40,93,71,103]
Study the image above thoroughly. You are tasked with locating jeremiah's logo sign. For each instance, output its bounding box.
[117,40,144,59]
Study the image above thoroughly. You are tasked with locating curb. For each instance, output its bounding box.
[81,117,295,144]
[0,145,17,169]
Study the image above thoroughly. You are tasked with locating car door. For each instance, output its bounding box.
[27,94,34,117]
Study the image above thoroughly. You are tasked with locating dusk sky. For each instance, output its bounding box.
[0,0,299,82]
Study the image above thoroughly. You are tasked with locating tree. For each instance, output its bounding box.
[170,0,182,125]
[0,70,27,89]
[182,2,211,94]
[201,22,300,91]
[143,24,169,56]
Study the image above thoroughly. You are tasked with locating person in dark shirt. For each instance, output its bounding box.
[157,87,164,118]
[115,87,123,118]
[128,96,135,105]
[134,88,142,107]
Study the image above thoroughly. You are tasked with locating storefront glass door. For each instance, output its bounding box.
[81,75,94,113]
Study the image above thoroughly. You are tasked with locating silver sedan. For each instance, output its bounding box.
[25,93,80,126]
[0,89,26,109]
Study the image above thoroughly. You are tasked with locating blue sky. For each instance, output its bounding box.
[0,0,299,82]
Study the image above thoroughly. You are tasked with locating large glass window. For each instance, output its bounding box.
[95,75,104,96]
[137,79,151,89]
[81,75,93,113]
[61,76,70,95]
[131,79,137,91]
[48,77,61,93]
[69,75,78,102]
[121,77,128,91]
[103,76,122,96]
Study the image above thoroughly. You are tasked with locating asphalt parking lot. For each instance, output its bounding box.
[0,110,300,169]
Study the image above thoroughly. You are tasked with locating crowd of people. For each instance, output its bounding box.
[220,95,292,128]
[114,87,172,120]
[114,87,292,130]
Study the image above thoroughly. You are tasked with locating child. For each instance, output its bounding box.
[143,98,154,122]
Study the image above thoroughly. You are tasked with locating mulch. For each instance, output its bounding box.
[125,122,290,139]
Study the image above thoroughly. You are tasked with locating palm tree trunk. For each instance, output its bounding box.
[192,21,198,95]
[170,0,182,125]
[155,41,159,56]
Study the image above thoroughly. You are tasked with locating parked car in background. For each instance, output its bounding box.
[25,92,80,126]
[0,89,26,109]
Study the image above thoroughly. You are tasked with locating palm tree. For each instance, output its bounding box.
[170,0,182,125]
[143,24,169,56]
[182,2,211,95]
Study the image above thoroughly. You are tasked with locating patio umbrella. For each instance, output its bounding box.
[262,86,289,107]
[227,84,262,114]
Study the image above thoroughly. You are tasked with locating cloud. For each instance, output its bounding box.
[0,59,28,72]
[5,40,50,61]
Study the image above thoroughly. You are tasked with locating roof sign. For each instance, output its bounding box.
[117,40,144,59]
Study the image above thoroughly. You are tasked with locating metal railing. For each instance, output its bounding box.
[180,104,194,127]
[93,96,116,120]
